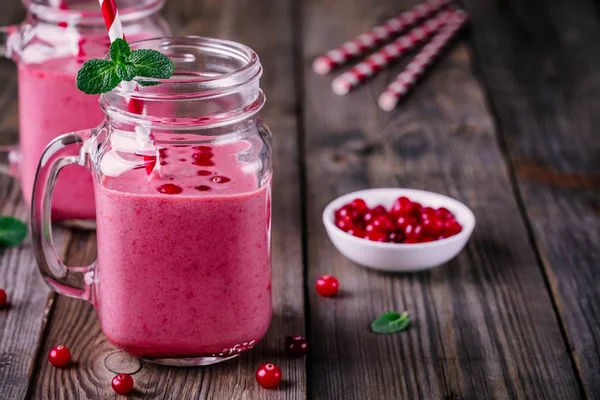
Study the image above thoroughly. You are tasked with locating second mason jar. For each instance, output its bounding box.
[32,36,273,366]
[2,0,170,225]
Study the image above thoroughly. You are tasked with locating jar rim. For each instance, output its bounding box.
[105,36,262,99]
[27,0,165,25]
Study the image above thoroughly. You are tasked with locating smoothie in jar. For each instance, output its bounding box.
[94,143,272,359]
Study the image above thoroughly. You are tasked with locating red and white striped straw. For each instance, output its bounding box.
[312,0,451,75]
[378,10,468,111]
[98,0,125,42]
[331,8,455,95]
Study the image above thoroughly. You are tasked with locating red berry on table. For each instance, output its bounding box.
[390,196,413,217]
[316,275,339,297]
[422,217,444,237]
[350,198,368,213]
[112,373,134,395]
[157,183,183,195]
[366,229,387,242]
[48,345,71,367]
[285,336,308,358]
[372,214,394,232]
[255,363,282,389]
[0,289,7,308]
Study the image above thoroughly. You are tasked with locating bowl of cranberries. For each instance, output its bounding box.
[323,188,475,271]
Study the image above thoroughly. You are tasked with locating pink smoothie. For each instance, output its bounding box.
[94,144,272,359]
[19,59,101,221]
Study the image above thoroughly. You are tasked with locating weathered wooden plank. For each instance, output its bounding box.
[30,0,305,398]
[302,0,583,398]
[463,0,600,396]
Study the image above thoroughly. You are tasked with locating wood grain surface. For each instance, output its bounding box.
[302,0,582,399]
[0,0,598,398]
[464,0,600,397]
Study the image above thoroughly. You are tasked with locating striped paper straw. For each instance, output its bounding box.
[312,0,451,75]
[331,8,455,95]
[98,0,125,42]
[378,10,469,111]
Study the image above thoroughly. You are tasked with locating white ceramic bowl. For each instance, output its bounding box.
[322,188,476,272]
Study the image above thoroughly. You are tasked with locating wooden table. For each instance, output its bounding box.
[1,0,599,398]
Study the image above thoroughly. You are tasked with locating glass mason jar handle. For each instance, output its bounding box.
[31,131,95,301]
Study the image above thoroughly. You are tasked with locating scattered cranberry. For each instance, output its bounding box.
[193,145,212,152]
[128,98,144,115]
[211,176,231,184]
[255,363,282,389]
[48,345,71,367]
[197,170,213,176]
[157,184,182,194]
[316,275,339,297]
[192,154,215,167]
[333,195,463,244]
[111,373,134,395]
[158,148,168,158]
[0,289,7,308]
[143,155,156,175]
[285,336,308,358]
[58,21,68,28]
[195,185,211,192]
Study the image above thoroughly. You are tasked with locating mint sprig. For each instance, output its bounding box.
[76,38,175,95]
[0,216,28,248]
[370,311,411,334]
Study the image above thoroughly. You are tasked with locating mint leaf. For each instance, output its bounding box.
[109,38,131,64]
[370,311,411,334]
[126,49,175,79]
[115,63,137,81]
[0,216,28,248]
[76,59,120,94]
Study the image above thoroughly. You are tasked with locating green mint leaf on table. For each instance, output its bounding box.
[371,311,411,334]
[0,216,28,248]
[76,38,175,94]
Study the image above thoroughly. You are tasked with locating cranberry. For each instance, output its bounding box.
[410,201,423,217]
[195,185,212,192]
[143,155,156,175]
[336,204,359,221]
[48,345,71,367]
[112,373,134,395]
[435,207,452,220]
[197,170,213,176]
[420,207,436,221]
[285,336,308,358]
[0,289,7,308]
[158,148,168,158]
[350,198,368,213]
[347,227,366,238]
[404,223,423,241]
[443,219,462,237]
[421,236,435,243]
[422,217,444,237]
[372,214,394,232]
[157,184,182,194]
[366,230,387,242]
[390,196,413,217]
[387,231,404,243]
[335,216,354,232]
[363,211,377,224]
[58,21,68,28]
[211,176,231,184]
[396,215,417,230]
[315,275,339,297]
[128,98,144,114]
[255,363,282,389]
[193,145,212,152]
[373,205,387,215]
[192,156,215,167]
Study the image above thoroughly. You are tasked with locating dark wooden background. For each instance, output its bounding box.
[0,0,599,399]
